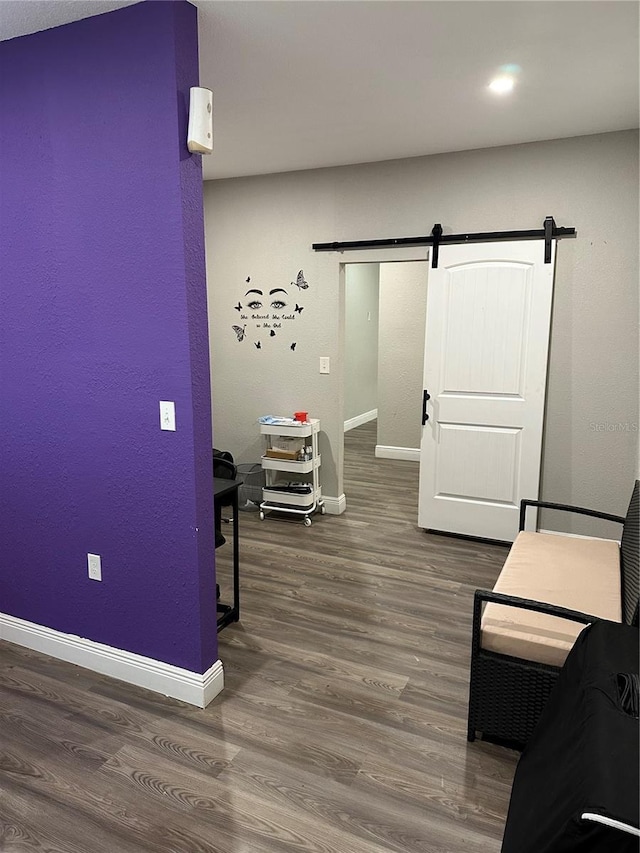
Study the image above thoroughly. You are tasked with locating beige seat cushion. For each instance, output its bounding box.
[481,532,621,667]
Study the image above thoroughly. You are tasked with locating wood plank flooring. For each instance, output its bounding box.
[0,420,517,852]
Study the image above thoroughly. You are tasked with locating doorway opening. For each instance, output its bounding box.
[342,259,429,509]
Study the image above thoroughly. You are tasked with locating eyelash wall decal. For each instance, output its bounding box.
[294,304,303,314]
[271,300,286,309]
[247,300,262,309]
[232,324,246,342]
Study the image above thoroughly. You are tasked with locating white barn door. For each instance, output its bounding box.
[418,240,555,542]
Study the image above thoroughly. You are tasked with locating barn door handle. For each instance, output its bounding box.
[422,390,431,425]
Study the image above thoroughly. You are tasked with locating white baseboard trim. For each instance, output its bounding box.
[344,409,377,432]
[323,494,347,515]
[375,445,420,462]
[0,612,224,709]
[538,528,620,543]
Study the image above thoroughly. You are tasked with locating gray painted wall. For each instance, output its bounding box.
[204,130,639,532]
[344,264,379,422]
[377,262,428,451]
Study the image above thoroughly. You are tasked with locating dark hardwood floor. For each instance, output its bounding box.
[0,420,516,852]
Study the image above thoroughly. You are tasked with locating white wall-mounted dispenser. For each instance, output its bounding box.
[187,87,213,155]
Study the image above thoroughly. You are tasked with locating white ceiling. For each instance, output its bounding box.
[2,1,638,181]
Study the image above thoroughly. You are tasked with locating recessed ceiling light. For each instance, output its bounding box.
[489,75,515,95]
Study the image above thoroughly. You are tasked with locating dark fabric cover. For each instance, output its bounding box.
[502,620,640,853]
[213,448,236,481]
[213,448,236,548]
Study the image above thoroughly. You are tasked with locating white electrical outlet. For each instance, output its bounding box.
[160,400,176,431]
[319,356,330,374]
[87,553,102,581]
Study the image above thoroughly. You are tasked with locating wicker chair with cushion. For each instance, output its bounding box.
[467,480,639,749]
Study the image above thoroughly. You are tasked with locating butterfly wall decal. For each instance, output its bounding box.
[270,330,276,337]
[290,342,297,351]
[255,341,261,349]
[246,276,251,283]
[291,270,308,290]
[294,304,304,314]
[234,302,242,312]
[232,324,246,342]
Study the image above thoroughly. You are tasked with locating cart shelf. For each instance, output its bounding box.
[261,455,321,474]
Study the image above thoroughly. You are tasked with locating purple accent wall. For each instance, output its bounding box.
[0,1,217,673]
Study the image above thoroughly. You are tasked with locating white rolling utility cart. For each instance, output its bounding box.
[259,418,325,526]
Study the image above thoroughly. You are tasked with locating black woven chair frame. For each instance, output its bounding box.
[468,482,639,749]
[468,590,597,747]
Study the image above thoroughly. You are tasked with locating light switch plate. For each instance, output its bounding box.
[319,357,330,374]
[160,401,176,431]
[87,553,102,581]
